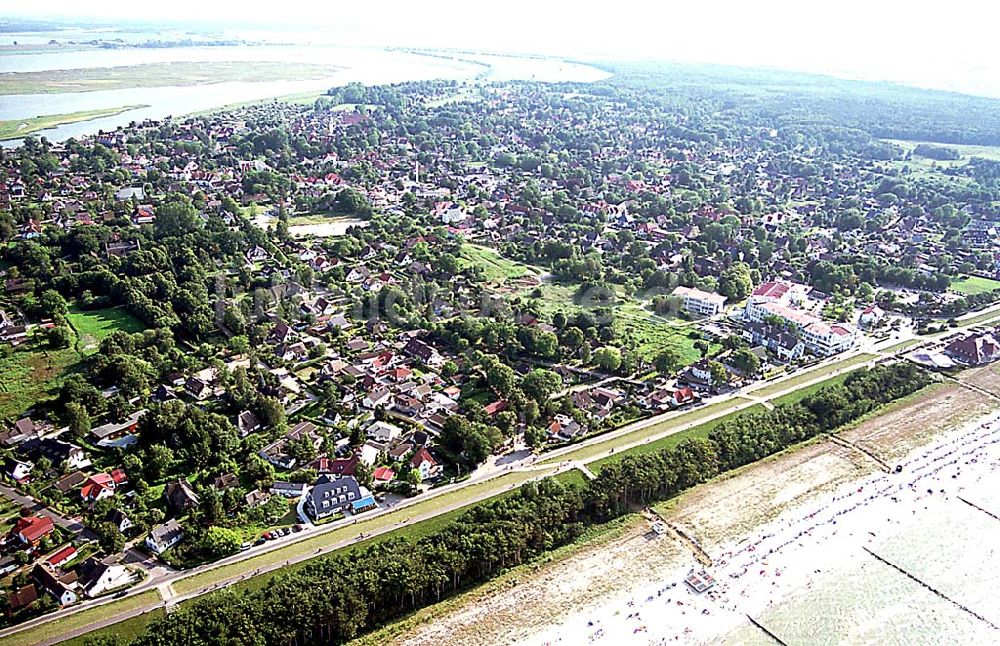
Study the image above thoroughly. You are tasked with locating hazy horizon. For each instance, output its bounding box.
[2,0,1000,99]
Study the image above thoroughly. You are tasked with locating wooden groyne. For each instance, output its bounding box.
[863,547,999,630]
[746,614,789,646]
[642,509,712,567]
[958,495,1000,522]
[826,434,893,473]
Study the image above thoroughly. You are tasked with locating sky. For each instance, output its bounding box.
[3,0,1000,96]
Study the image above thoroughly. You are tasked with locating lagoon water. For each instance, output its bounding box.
[0,42,609,146]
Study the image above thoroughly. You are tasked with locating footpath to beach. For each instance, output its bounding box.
[388,365,1000,646]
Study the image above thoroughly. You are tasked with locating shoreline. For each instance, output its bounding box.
[393,368,1000,646]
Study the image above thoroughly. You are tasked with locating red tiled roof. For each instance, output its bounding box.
[752,282,790,299]
[12,515,54,543]
[45,545,77,567]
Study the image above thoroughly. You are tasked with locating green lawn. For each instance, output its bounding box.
[589,404,765,472]
[67,306,145,354]
[0,105,147,140]
[883,338,924,354]
[957,308,1000,328]
[767,372,851,407]
[0,590,161,646]
[950,275,1000,296]
[58,608,165,646]
[553,468,589,487]
[749,353,877,399]
[458,244,537,283]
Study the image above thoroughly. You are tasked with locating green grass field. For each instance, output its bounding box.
[749,353,877,399]
[0,105,147,140]
[764,371,855,407]
[67,306,145,354]
[588,404,765,472]
[0,590,161,646]
[58,608,165,646]
[458,244,536,282]
[950,275,1000,296]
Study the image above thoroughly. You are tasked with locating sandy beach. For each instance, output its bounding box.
[393,367,1000,646]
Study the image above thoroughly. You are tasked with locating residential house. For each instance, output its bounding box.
[185,377,212,401]
[80,471,127,503]
[366,420,402,443]
[77,557,132,597]
[373,466,395,485]
[547,414,584,441]
[11,515,55,546]
[311,455,358,477]
[270,481,308,498]
[6,584,39,615]
[1,417,40,446]
[145,520,184,555]
[90,409,145,448]
[103,509,132,534]
[164,479,200,513]
[258,421,321,470]
[44,545,77,570]
[53,471,88,495]
[408,447,442,480]
[32,564,78,606]
[244,489,271,509]
[859,305,884,329]
[5,457,33,482]
[19,438,89,470]
[743,321,806,362]
[236,410,262,437]
[944,332,1000,366]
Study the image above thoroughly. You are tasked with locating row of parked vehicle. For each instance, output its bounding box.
[254,524,306,546]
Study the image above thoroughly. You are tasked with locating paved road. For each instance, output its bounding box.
[0,319,985,645]
[0,484,98,542]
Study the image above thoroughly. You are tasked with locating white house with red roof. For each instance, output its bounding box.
[409,447,441,480]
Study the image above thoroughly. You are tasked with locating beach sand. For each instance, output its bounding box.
[394,367,1000,646]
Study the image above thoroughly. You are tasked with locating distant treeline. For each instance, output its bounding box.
[912,143,961,161]
[603,62,1000,147]
[108,363,931,646]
